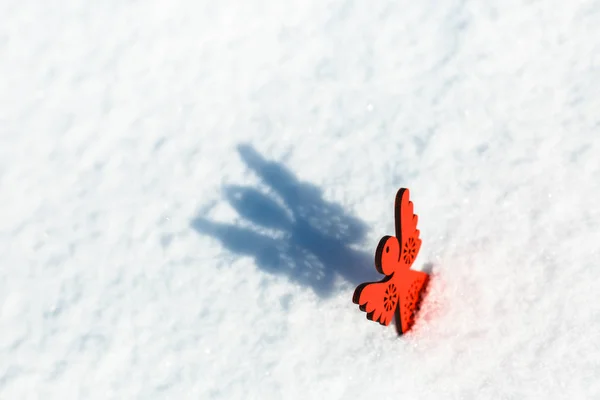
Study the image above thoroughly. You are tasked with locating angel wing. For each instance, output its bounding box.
[395,188,421,269]
[352,276,399,326]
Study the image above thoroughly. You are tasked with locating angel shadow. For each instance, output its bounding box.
[191,144,380,297]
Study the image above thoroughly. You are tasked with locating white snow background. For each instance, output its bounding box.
[2,0,600,398]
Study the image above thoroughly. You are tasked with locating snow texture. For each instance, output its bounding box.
[2,0,600,398]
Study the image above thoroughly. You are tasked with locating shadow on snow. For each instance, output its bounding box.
[191,144,380,297]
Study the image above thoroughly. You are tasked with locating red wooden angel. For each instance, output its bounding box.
[353,188,429,335]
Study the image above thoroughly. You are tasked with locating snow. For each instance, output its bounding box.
[2,0,600,398]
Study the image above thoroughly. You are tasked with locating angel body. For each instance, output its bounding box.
[353,188,429,335]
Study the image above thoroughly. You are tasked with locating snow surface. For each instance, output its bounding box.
[2,0,600,398]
